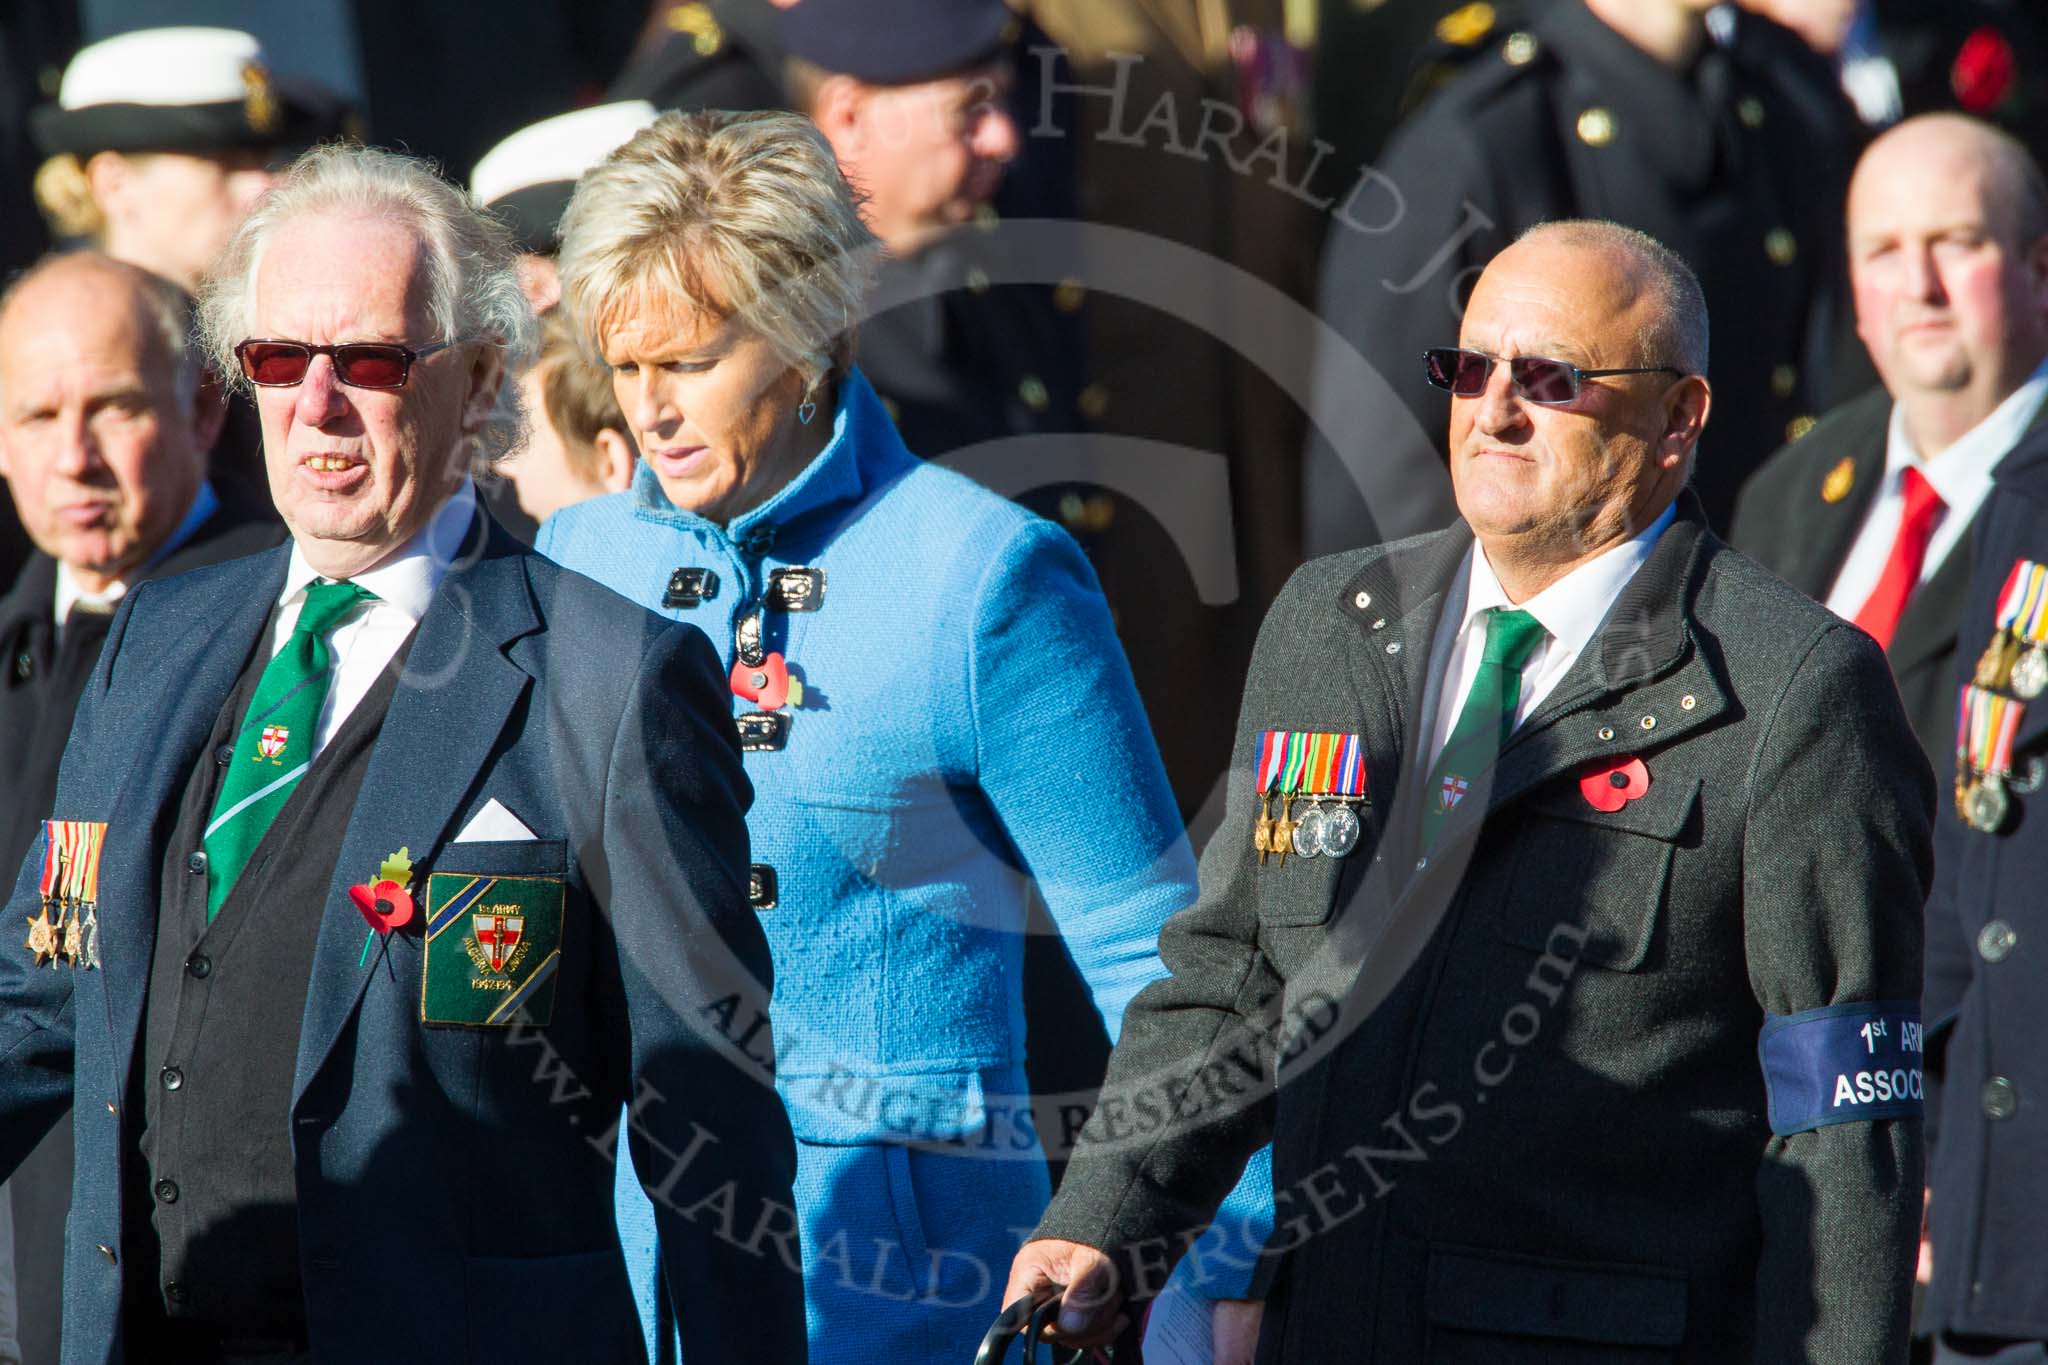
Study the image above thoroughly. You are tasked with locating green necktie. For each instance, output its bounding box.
[1420,607,1547,848]
[202,580,375,919]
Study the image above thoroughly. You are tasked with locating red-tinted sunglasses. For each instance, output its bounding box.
[234,337,468,390]
[1424,346,1683,405]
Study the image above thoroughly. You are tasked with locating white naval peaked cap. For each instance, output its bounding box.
[472,100,661,208]
[472,101,660,254]
[58,26,265,110]
[33,25,349,158]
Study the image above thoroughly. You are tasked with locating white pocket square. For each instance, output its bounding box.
[454,798,538,843]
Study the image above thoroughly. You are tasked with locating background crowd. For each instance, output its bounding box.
[0,0,2044,1362]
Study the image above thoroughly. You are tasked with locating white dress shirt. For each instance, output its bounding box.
[268,478,476,758]
[1422,503,1676,769]
[1823,360,2048,618]
[51,481,220,644]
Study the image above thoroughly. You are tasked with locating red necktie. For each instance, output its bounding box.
[1852,467,1946,650]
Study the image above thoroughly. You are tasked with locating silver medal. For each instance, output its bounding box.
[1968,775,2011,832]
[2012,645,2048,700]
[1291,803,1326,858]
[1320,803,1361,858]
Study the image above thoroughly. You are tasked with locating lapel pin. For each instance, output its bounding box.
[1580,757,1650,812]
[352,847,416,965]
[730,652,804,710]
[1821,457,1855,504]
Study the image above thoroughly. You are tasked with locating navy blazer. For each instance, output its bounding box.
[1924,426,2048,1344]
[0,514,803,1364]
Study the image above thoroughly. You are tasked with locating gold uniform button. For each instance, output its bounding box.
[1787,414,1818,442]
[1771,363,1798,398]
[1765,228,1798,267]
[1502,31,1539,66]
[1019,375,1049,411]
[1078,383,1110,420]
[1822,455,1856,502]
[965,267,991,295]
[1436,2,1497,47]
[1053,279,1087,313]
[1576,107,1616,147]
[1737,96,1766,130]
[667,2,725,55]
[974,202,1000,232]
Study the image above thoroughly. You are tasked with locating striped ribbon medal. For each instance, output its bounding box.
[1956,683,2024,832]
[1253,730,1369,865]
[1977,559,2048,695]
[27,819,106,969]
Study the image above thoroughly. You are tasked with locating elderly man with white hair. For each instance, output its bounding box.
[0,142,799,1365]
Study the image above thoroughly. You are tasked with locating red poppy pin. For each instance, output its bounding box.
[1953,26,2017,114]
[1580,757,1650,812]
[350,848,415,966]
[730,652,805,710]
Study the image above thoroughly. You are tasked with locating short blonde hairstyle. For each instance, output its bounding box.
[556,109,878,391]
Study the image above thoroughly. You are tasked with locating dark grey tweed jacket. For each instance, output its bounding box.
[1036,494,1934,1363]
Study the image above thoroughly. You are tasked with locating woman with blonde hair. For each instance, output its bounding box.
[30,27,343,292]
[539,108,1270,1363]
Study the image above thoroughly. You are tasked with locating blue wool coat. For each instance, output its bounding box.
[538,370,1271,1362]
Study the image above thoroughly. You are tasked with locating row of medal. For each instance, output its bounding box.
[1957,557,2048,832]
[1252,729,1368,865]
[24,819,105,970]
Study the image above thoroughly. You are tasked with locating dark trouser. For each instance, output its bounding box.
[1936,1337,2048,1363]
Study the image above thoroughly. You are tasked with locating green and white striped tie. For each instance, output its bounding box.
[202,580,374,919]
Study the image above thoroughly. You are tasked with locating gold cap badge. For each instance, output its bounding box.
[242,62,279,137]
[1822,456,1855,503]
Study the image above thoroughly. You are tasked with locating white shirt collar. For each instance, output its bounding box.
[53,561,127,626]
[278,477,478,620]
[51,479,220,629]
[1459,501,1678,656]
[1885,357,2048,507]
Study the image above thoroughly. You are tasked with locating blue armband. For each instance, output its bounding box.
[1758,1001,1923,1136]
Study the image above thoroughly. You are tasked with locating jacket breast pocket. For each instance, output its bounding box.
[432,837,568,879]
[420,839,570,1029]
[1424,1244,1687,1363]
[1493,777,1699,972]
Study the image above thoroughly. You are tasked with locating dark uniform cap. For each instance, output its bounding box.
[32,26,349,159]
[472,101,660,255]
[778,0,1015,85]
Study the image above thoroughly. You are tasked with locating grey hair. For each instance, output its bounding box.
[1518,219,1711,379]
[555,109,878,392]
[198,143,537,468]
[0,249,201,414]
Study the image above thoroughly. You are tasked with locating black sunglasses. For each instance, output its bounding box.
[1423,347,1684,405]
[234,337,469,390]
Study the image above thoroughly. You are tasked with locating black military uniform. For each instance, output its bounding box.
[610,0,786,115]
[1923,424,2048,1361]
[1301,0,1866,551]
[1731,390,2048,772]
[0,488,280,1365]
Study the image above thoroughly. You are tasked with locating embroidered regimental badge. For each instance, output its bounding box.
[420,871,564,1027]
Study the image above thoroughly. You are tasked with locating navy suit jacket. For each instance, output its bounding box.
[0,514,803,1364]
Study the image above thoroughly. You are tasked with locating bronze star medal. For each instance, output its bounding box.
[24,906,58,967]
